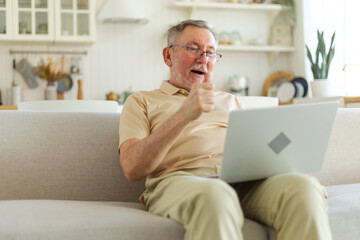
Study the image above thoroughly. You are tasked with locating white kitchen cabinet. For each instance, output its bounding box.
[0,0,95,42]
[12,0,54,41]
[54,0,95,42]
[0,0,12,40]
[173,1,294,62]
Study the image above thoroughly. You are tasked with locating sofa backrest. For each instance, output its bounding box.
[1,108,359,202]
[0,112,145,202]
[18,100,120,112]
[238,96,279,109]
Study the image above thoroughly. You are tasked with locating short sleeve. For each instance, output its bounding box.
[119,92,150,149]
[235,96,244,110]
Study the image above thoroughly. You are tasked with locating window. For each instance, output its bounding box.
[304,0,360,95]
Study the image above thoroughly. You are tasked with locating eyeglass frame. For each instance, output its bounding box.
[169,44,222,62]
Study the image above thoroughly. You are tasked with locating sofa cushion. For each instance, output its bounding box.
[327,183,360,240]
[0,200,274,240]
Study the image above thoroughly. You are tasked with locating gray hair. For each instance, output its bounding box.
[167,20,218,46]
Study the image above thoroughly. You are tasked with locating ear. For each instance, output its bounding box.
[163,47,172,67]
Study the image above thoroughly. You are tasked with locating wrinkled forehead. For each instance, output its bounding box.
[174,26,217,47]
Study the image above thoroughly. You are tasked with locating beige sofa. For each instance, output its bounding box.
[0,109,359,240]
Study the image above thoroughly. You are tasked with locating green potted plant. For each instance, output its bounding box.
[305,30,340,97]
[306,30,336,80]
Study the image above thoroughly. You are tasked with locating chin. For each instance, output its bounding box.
[189,78,204,85]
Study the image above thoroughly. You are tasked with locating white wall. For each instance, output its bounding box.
[0,0,302,104]
[289,0,305,77]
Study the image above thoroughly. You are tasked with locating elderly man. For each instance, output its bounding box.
[119,20,332,240]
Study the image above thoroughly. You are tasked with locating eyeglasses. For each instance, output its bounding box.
[169,45,222,62]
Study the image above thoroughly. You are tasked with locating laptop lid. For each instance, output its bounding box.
[220,102,338,183]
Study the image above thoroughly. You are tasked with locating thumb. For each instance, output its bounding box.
[203,72,212,83]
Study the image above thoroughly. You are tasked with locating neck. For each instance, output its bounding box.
[168,79,191,92]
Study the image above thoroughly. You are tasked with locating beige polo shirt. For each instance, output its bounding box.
[119,81,243,178]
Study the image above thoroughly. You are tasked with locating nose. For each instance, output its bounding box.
[196,51,208,63]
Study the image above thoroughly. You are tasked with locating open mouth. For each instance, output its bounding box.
[191,70,205,75]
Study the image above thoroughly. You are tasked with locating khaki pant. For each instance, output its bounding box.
[142,167,332,240]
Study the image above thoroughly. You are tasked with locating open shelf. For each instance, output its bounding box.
[217,44,295,52]
[173,1,284,11]
[217,45,295,65]
[173,1,294,65]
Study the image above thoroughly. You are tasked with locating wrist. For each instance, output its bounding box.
[174,107,192,126]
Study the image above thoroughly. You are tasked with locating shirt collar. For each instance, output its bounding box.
[160,80,189,96]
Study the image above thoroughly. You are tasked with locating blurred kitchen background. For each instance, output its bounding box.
[0,0,359,105]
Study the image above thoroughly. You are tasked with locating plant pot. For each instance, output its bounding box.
[310,79,343,97]
[44,81,57,100]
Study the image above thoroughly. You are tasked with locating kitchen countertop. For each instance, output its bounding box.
[0,105,18,110]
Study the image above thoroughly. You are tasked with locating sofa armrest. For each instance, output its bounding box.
[311,108,360,186]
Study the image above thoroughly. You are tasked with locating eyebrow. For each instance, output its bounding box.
[187,41,216,51]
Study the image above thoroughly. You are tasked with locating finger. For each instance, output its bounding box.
[204,91,215,102]
[202,103,215,112]
[199,92,215,109]
[200,82,215,90]
[203,72,212,83]
[199,88,215,101]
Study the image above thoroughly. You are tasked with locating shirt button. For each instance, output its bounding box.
[179,89,188,96]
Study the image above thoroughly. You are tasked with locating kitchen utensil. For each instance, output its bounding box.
[11,85,23,105]
[277,81,296,103]
[267,86,278,97]
[15,58,39,88]
[44,83,57,100]
[219,31,231,45]
[11,59,23,105]
[293,82,303,97]
[263,71,294,96]
[77,79,83,100]
[231,30,243,45]
[12,59,16,87]
[70,56,82,74]
[56,56,73,99]
[229,75,249,96]
[291,77,308,97]
[57,75,73,92]
[106,91,119,101]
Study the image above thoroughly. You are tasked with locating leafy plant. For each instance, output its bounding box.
[306,30,336,79]
[33,57,69,83]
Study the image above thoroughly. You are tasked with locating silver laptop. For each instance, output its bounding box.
[219,101,338,183]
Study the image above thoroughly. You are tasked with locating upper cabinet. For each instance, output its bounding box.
[0,0,95,42]
[13,0,54,41]
[0,0,12,40]
[55,0,95,42]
